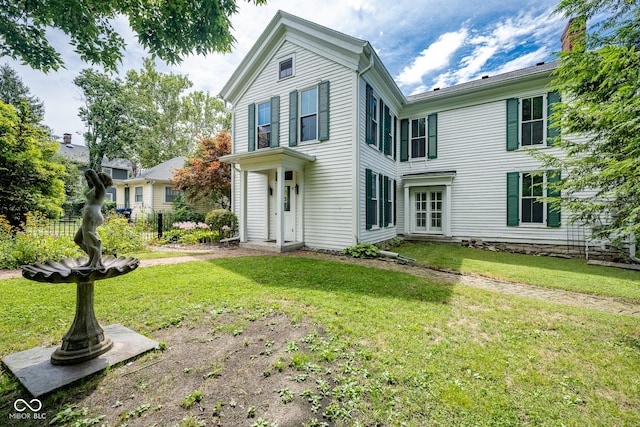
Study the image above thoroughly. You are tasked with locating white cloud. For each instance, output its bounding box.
[425,7,563,91]
[396,29,468,86]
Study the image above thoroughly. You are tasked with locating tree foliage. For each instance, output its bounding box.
[172,131,232,209]
[538,0,640,243]
[0,100,65,226]
[74,69,133,172]
[0,63,45,121]
[124,58,230,169]
[0,0,268,72]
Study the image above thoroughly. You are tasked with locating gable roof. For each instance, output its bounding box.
[123,156,186,183]
[219,10,404,105]
[57,142,133,170]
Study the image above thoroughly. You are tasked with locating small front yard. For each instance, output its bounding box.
[1,255,639,426]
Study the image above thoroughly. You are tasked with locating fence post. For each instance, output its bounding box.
[157,212,163,239]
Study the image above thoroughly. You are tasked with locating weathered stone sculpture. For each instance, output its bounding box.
[21,169,139,365]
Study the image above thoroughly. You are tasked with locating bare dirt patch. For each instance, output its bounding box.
[51,310,342,426]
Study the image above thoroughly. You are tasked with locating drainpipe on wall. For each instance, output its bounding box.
[630,234,640,263]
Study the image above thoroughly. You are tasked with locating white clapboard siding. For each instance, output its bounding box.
[232,40,356,249]
[397,91,582,245]
[358,78,398,244]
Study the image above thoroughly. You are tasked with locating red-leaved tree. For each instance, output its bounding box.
[172,131,231,209]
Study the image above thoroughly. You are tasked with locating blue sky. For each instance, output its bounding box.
[5,0,567,145]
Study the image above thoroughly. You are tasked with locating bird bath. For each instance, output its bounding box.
[22,255,139,365]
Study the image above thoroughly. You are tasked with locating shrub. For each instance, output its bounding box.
[0,212,82,269]
[171,194,205,223]
[341,243,380,258]
[205,209,238,238]
[97,214,146,255]
[160,221,219,245]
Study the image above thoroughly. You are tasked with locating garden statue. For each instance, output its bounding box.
[21,169,140,365]
[74,169,113,271]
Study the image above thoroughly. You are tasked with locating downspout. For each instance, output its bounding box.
[353,49,374,245]
[630,234,640,263]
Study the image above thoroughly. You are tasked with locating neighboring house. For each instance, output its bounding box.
[56,135,133,204]
[220,11,586,254]
[114,156,186,217]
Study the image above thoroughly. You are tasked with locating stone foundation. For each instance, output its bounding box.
[461,239,629,262]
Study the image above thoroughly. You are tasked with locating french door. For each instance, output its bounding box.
[413,189,443,233]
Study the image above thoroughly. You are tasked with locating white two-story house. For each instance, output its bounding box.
[220,10,583,253]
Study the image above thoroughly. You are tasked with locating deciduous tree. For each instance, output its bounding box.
[537,0,640,243]
[74,69,133,172]
[0,0,268,72]
[0,100,65,226]
[172,131,231,209]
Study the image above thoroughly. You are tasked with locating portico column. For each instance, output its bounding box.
[444,184,452,237]
[276,166,285,247]
[404,186,411,234]
[240,170,248,243]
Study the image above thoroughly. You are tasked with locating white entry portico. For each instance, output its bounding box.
[221,147,316,252]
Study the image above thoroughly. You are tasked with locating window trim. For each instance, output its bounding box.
[163,186,182,204]
[410,117,426,159]
[299,86,318,143]
[520,95,547,147]
[278,55,294,80]
[256,100,271,149]
[520,172,545,225]
[134,186,143,204]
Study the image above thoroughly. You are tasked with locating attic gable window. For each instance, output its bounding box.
[279,58,293,80]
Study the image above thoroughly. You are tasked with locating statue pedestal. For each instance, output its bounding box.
[51,280,114,365]
[1,256,156,396]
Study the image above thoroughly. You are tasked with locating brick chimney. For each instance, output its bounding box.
[561,17,586,53]
[63,133,72,144]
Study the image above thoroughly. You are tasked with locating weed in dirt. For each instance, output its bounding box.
[180,390,203,409]
[278,387,294,404]
[49,404,105,426]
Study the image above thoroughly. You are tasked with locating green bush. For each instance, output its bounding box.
[341,243,380,258]
[97,214,146,255]
[171,194,205,223]
[204,209,238,239]
[161,228,219,245]
[0,213,83,269]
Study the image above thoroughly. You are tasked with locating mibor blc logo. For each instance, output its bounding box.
[9,398,46,421]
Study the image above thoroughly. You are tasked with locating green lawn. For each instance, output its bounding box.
[1,256,639,425]
[396,242,640,301]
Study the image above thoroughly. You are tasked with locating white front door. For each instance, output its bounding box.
[411,188,443,234]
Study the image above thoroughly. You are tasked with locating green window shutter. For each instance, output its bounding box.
[506,98,519,151]
[546,170,562,227]
[400,118,409,162]
[288,90,298,147]
[248,103,256,152]
[547,91,561,146]
[427,113,437,159]
[365,168,373,230]
[365,84,374,145]
[384,106,392,155]
[318,80,330,141]
[270,96,280,148]
[378,100,385,151]
[507,172,520,226]
[393,117,397,160]
[378,174,384,228]
[383,176,390,227]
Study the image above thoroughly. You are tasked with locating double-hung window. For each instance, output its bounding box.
[164,187,182,204]
[507,170,561,227]
[411,118,426,158]
[300,87,318,142]
[521,96,544,146]
[521,172,544,223]
[257,101,271,149]
[134,186,143,204]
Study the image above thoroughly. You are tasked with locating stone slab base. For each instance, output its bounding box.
[2,324,158,397]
